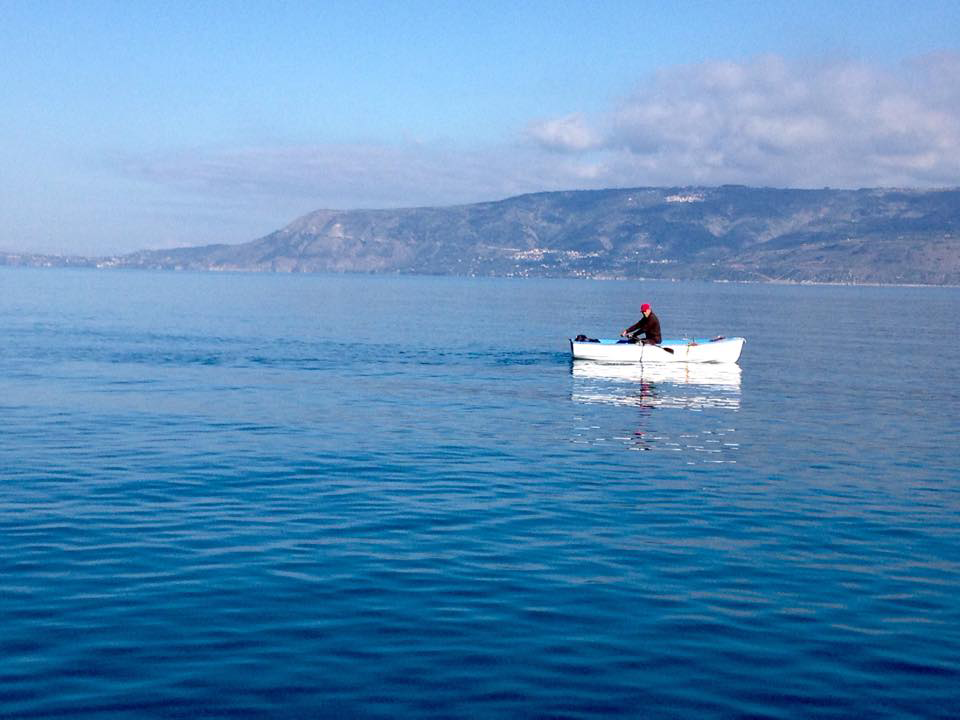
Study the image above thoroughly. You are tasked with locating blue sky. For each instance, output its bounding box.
[2,0,959,255]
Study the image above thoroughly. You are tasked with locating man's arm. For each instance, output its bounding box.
[621,316,647,336]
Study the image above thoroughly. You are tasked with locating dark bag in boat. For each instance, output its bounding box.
[574,334,599,343]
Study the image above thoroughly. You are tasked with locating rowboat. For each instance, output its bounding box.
[570,336,745,363]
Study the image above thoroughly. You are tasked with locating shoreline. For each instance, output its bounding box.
[2,260,959,289]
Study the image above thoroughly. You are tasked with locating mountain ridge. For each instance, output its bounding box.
[5,185,960,285]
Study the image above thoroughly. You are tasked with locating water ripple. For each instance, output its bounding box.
[2,270,959,718]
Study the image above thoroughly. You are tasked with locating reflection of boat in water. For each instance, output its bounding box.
[571,360,741,410]
[571,336,745,363]
[572,360,741,388]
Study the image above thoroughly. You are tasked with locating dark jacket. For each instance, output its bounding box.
[625,311,661,344]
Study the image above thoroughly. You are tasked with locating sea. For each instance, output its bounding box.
[1,267,958,719]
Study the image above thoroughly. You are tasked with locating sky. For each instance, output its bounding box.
[2,0,959,255]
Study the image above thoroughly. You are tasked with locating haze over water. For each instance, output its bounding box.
[2,267,958,718]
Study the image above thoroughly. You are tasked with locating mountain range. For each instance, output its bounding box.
[5,186,960,284]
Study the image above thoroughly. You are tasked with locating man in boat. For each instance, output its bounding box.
[621,303,661,345]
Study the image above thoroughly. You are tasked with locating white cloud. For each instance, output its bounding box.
[526,113,603,152]
[542,54,960,188]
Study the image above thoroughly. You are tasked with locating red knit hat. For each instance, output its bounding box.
[641,303,651,312]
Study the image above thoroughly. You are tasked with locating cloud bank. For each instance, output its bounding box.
[115,142,578,211]
[528,53,960,189]
[122,54,960,219]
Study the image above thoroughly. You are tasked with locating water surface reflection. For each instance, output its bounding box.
[570,361,741,460]
[571,360,741,409]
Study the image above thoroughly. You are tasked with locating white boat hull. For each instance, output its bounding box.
[572,359,742,387]
[570,336,745,363]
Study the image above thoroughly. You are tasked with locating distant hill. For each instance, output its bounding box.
[1,251,96,269]
[6,186,960,284]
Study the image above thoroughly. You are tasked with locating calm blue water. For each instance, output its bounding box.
[1,267,958,719]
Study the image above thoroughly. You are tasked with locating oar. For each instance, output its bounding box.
[627,334,674,354]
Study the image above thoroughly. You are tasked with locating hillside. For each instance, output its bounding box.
[9,186,960,284]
